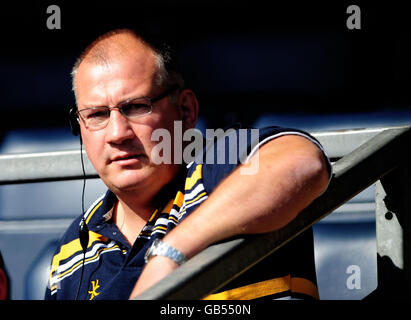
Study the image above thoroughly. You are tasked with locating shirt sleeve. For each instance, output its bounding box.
[200,125,332,195]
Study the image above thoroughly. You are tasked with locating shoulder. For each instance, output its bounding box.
[183,124,331,194]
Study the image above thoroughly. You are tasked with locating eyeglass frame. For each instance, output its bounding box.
[74,84,181,131]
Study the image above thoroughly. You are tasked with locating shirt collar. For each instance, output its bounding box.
[86,165,188,230]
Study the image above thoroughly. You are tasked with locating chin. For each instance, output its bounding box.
[101,163,179,195]
[104,168,159,193]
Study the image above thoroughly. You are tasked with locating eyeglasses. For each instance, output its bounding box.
[75,84,180,131]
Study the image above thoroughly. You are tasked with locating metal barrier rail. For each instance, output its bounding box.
[0,126,395,185]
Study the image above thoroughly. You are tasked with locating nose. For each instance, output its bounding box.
[105,109,136,145]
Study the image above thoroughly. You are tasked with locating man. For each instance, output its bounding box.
[45,29,331,300]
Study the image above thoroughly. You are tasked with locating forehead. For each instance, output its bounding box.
[75,36,159,105]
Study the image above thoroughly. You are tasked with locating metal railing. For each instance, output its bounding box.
[1,125,410,299]
[0,126,388,185]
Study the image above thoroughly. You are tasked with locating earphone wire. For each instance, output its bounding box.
[75,137,87,300]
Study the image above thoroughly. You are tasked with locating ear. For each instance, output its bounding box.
[69,107,81,136]
[177,89,199,131]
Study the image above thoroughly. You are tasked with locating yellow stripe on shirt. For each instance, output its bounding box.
[184,191,207,206]
[152,225,167,232]
[204,275,319,300]
[49,231,108,280]
[173,191,185,209]
[148,209,159,222]
[86,200,103,224]
[162,198,174,215]
[185,164,203,191]
[57,244,120,279]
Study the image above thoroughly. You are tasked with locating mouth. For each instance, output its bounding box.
[111,153,145,166]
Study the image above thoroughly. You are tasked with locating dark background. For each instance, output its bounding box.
[1,0,410,133]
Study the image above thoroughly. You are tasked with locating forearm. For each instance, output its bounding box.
[162,135,330,259]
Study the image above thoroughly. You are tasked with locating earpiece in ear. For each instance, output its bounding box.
[69,107,80,136]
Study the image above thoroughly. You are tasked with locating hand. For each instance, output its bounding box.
[129,255,179,299]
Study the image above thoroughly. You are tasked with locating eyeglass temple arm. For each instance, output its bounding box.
[151,84,180,103]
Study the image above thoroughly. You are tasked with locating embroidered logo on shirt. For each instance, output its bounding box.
[88,279,101,300]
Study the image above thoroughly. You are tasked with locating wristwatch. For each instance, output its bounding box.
[144,239,187,266]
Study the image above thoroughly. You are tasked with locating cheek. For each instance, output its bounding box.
[138,127,169,165]
[139,113,178,146]
[154,109,182,136]
[137,116,180,165]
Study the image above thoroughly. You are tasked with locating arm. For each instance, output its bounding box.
[130,134,330,298]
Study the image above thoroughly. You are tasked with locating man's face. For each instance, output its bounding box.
[75,42,182,197]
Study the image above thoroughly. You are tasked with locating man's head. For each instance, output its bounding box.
[72,29,199,200]
[71,29,185,104]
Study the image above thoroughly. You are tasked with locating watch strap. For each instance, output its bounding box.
[144,239,187,266]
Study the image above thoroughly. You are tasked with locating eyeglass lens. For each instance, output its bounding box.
[79,100,152,128]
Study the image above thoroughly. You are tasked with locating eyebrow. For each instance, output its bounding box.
[118,95,149,106]
[80,94,150,110]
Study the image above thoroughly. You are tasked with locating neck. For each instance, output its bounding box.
[114,165,185,217]
[112,166,186,244]
[113,199,154,245]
